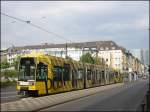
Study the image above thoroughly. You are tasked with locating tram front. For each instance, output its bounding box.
[17,57,37,96]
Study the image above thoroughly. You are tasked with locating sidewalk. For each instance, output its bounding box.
[1,83,123,111]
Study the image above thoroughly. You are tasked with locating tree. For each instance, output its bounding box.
[13,55,21,70]
[80,52,95,64]
[66,56,73,60]
[0,60,10,69]
[93,57,103,65]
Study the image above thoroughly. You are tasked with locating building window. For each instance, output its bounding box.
[106,59,108,62]
[105,47,109,50]
[112,47,115,50]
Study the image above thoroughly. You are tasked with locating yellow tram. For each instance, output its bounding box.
[17,52,123,96]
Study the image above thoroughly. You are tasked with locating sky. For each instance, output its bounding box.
[1,1,149,50]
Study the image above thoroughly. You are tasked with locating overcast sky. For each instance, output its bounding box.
[1,1,149,50]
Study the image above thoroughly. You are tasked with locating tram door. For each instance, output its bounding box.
[37,62,48,95]
[72,70,77,89]
[101,70,105,85]
[92,70,96,86]
[83,68,86,89]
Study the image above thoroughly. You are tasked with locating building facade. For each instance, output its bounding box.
[0,50,7,63]
[5,41,144,77]
[98,50,124,72]
[130,49,149,66]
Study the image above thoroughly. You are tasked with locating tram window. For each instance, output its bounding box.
[96,70,98,79]
[111,72,114,78]
[87,69,91,80]
[63,64,70,81]
[115,72,118,77]
[92,71,96,82]
[97,70,99,79]
[99,71,101,79]
[102,71,105,79]
[36,62,47,81]
[19,57,36,81]
[109,73,111,79]
[77,69,83,79]
[53,66,62,81]
[98,71,100,79]
[105,72,108,79]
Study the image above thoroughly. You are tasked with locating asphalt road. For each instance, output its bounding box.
[1,86,20,103]
[41,79,149,111]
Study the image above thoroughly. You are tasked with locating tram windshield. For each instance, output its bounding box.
[18,57,36,81]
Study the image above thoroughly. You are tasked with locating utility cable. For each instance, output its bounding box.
[1,12,72,43]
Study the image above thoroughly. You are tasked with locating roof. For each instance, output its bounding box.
[7,40,126,52]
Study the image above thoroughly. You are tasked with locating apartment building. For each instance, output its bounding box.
[6,41,144,75]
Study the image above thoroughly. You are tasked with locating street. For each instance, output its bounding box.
[41,79,149,111]
[1,85,20,103]
[0,79,149,111]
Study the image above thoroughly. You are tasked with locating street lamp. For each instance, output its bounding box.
[148,28,150,93]
[148,66,150,86]
[146,28,150,111]
[65,43,68,58]
[147,65,150,111]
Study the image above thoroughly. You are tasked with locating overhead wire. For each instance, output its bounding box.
[1,12,72,43]
[1,12,99,58]
[1,12,26,23]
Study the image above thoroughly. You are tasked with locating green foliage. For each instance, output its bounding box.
[1,70,18,87]
[11,55,20,70]
[93,57,102,65]
[66,56,73,60]
[1,81,16,88]
[13,60,19,70]
[0,60,10,69]
[80,52,95,64]
[1,70,18,77]
[80,52,103,65]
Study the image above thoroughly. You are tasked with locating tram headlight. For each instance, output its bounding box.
[29,81,35,86]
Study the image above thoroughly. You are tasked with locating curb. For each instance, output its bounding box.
[1,83,124,111]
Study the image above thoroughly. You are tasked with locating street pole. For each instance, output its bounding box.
[146,28,150,111]
[147,65,150,111]
[149,65,150,91]
[96,49,98,64]
[65,43,68,59]
[82,47,86,89]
